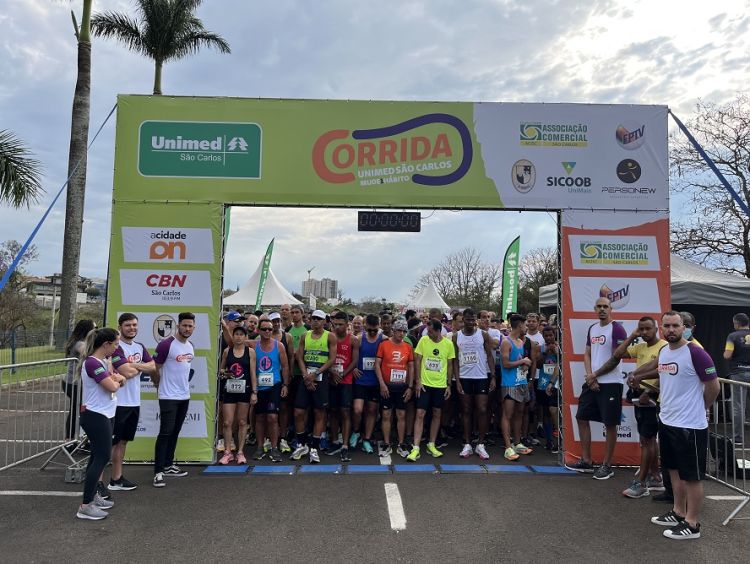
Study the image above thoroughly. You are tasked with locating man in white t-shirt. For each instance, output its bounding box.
[152,312,195,488]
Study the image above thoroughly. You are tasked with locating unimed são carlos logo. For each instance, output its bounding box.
[138,121,261,178]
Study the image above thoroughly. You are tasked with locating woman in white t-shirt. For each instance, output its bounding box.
[76,328,126,521]
[62,319,95,441]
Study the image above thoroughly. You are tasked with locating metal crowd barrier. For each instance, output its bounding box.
[0,358,83,475]
[708,377,750,525]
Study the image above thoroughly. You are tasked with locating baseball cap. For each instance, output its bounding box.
[311,309,326,319]
[268,312,281,321]
[393,320,408,331]
[224,311,242,322]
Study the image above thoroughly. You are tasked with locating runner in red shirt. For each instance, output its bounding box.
[326,311,360,462]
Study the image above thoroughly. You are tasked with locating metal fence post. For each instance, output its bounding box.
[10,329,16,374]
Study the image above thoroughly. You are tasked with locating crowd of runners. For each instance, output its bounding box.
[66,300,750,542]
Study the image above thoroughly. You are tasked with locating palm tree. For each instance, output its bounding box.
[91,0,231,95]
[0,130,43,208]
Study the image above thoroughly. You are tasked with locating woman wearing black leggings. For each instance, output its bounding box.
[76,328,126,520]
[62,319,94,442]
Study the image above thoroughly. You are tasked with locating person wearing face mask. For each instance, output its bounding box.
[679,311,703,348]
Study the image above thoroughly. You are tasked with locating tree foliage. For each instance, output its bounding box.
[670,94,750,277]
[0,130,44,208]
[516,246,558,314]
[0,240,40,338]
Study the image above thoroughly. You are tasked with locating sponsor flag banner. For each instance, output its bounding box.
[501,236,520,318]
[254,238,274,310]
[560,210,670,466]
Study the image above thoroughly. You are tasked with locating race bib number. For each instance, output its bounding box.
[426,358,442,372]
[390,369,407,384]
[543,365,555,375]
[461,351,478,365]
[362,357,376,370]
[226,379,246,394]
[516,366,529,386]
[307,366,323,382]
[258,373,274,387]
[334,362,344,375]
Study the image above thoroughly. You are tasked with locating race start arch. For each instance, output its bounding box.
[107,95,670,464]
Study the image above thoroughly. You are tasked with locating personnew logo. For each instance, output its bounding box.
[312,114,473,187]
[138,121,261,178]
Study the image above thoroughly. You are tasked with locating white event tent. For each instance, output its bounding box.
[224,260,301,307]
[409,281,450,311]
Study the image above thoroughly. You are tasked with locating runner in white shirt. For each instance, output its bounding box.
[152,312,195,488]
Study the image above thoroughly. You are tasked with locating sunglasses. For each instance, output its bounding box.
[259,327,273,332]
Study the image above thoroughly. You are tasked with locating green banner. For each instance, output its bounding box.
[254,238,274,310]
[502,236,520,318]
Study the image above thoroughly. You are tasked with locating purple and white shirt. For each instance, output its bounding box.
[658,342,717,429]
[586,321,627,384]
[81,356,117,418]
[111,341,153,407]
[153,336,194,401]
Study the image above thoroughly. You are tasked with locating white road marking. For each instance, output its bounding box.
[707,495,748,501]
[384,482,406,531]
[380,453,392,465]
[0,490,80,497]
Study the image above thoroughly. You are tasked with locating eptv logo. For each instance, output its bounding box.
[122,227,214,264]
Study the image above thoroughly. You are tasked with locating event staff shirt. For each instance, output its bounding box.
[415,335,455,389]
[657,342,716,429]
[586,321,627,384]
[81,356,117,418]
[111,341,152,407]
[153,336,194,401]
[725,329,750,373]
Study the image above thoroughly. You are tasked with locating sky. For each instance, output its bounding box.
[1,0,749,302]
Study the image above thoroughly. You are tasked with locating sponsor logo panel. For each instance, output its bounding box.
[116,312,212,350]
[569,277,661,312]
[140,355,209,395]
[615,121,646,150]
[568,404,640,443]
[136,400,208,438]
[519,122,588,147]
[546,161,592,193]
[122,227,214,264]
[569,235,660,271]
[511,159,535,193]
[119,269,213,306]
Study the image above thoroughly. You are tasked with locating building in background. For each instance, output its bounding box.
[301,277,338,300]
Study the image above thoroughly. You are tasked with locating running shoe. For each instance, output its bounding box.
[437,439,449,449]
[396,444,410,458]
[219,451,235,465]
[475,443,490,460]
[309,448,320,464]
[426,442,443,458]
[459,444,473,458]
[245,434,255,446]
[565,459,594,473]
[406,446,421,461]
[514,443,533,455]
[263,438,272,453]
[236,452,247,465]
[379,442,392,457]
[108,476,137,491]
[96,481,111,501]
[326,442,343,456]
[340,447,351,462]
[622,480,650,499]
[93,493,114,510]
[663,521,700,540]
[551,442,560,454]
[290,444,309,460]
[651,492,674,503]
[504,447,520,461]
[362,440,375,454]
[153,473,166,488]
[349,432,361,448]
[280,438,291,454]
[268,448,283,463]
[651,510,685,526]
[164,465,188,477]
[646,474,665,491]
[216,438,225,452]
[524,436,541,447]
[593,463,614,480]
[252,448,265,461]
[76,503,108,520]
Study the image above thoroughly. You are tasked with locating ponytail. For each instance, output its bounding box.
[76,328,119,374]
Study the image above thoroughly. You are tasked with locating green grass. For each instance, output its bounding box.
[0,345,66,366]
[0,346,71,384]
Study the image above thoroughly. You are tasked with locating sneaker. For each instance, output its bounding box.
[651,492,674,503]
[93,492,114,510]
[525,436,541,446]
[263,438,272,453]
[164,465,188,477]
[268,448,283,463]
[551,442,560,454]
[646,474,665,491]
[219,451,235,465]
[340,447,351,462]
[426,442,443,458]
[236,452,247,465]
[153,473,166,488]
[504,447,520,461]
[475,443,490,460]
[622,480,650,499]
[651,510,685,527]
[406,446,421,461]
[252,448,265,461]
[349,432,361,449]
[459,444,473,458]
[663,521,700,540]
[309,448,320,464]
[326,442,343,456]
[76,503,108,520]
[290,444,309,460]
[514,443,533,455]
[566,459,594,473]
[280,438,291,454]
[437,439,449,449]
[245,434,254,447]
[108,476,137,491]
[379,442,392,457]
[396,444,410,458]
[593,463,614,480]
[362,440,374,454]
[216,438,225,452]
[96,481,111,501]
